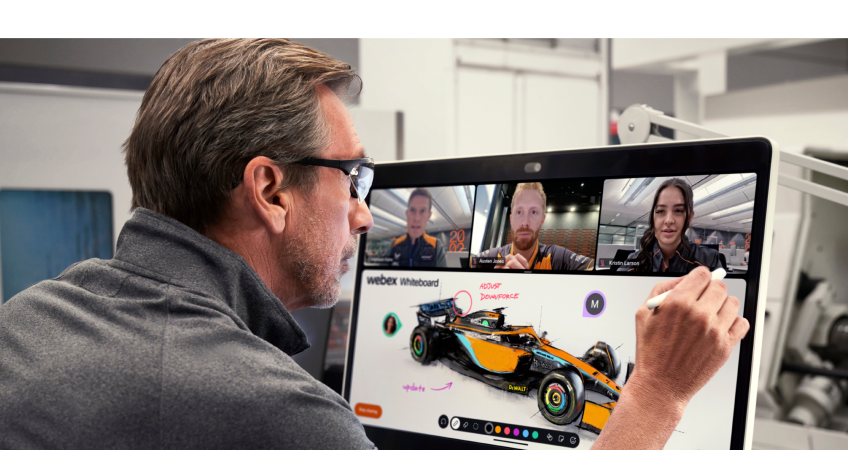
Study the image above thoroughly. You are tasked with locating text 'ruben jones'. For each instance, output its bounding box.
[366,275,440,287]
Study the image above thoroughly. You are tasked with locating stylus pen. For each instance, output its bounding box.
[646,268,727,310]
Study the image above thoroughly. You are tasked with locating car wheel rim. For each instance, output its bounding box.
[413,335,425,356]
[544,382,567,415]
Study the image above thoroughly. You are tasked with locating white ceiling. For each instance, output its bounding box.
[367,186,476,240]
[600,173,757,235]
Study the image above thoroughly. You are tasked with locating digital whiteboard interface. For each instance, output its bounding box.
[347,163,766,450]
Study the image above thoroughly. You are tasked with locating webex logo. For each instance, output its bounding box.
[365,274,440,287]
[366,274,398,285]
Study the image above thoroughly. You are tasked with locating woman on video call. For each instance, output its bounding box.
[625,178,723,274]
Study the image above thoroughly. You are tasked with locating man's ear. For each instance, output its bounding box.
[243,156,289,235]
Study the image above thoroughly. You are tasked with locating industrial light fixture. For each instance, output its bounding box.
[693,173,757,206]
[570,206,576,212]
[619,177,663,207]
[453,185,472,215]
[370,205,409,228]
[547,207,552,212]
[710,201,755,220]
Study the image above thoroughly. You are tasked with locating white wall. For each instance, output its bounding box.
[359,39,456,161]
[360,39,606,161]
[348,108,398,162]
[612,39,814,70]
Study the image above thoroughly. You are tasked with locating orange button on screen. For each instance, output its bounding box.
[354,403,383,419]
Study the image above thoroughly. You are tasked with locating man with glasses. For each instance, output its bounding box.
[0,38,749,450]
[0,39,377,449]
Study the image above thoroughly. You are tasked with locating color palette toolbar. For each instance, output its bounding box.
[448,415,579,447]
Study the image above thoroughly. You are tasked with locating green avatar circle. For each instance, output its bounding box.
[382,312,402,337]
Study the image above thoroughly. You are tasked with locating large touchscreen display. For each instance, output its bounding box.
[348,173,757,449]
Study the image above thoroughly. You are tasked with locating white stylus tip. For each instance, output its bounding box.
[646,292,667,310]
[646,267,727,310]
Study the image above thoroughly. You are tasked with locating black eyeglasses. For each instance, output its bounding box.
[295,157,375,203]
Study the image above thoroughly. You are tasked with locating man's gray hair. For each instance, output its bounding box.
[124,38,360,234]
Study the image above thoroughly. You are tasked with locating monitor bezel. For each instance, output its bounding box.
[344,137,775,450]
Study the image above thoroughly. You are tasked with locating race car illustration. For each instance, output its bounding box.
[409,299,634,434]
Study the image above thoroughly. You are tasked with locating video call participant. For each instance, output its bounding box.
[383,315,398,335]
[390,188,447,267]
[625,178,722,273]
[476,182,593,270]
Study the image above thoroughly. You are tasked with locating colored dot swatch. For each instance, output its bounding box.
[446,416,577,447]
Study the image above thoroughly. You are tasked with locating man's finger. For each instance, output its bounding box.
[668,266,713,305]
[498,255,515,269]
[715,294,741,329]
[699,280,729,315]
[505,260,526,269]
[728,316,750,343]
[513,253,529,269]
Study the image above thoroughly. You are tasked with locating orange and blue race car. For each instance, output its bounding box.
[410,299,634,434]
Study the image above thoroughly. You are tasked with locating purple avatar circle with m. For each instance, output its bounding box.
[582,290,606,317]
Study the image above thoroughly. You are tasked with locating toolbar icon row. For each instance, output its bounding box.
[443,415,579,448]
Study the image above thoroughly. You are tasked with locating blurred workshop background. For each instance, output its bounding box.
[2,38,848,449]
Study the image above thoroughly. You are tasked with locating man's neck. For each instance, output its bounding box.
[206,221,306,311]
[409,233,422,245]
[514,240,538,265]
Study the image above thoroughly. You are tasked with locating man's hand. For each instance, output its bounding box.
[632,266,749,403]
[593,267,750,450]
[494,254,529,270]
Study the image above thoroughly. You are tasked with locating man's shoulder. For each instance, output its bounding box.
[422,233,440,249]
[392,235,408,248]
[541,243,580,260]
[4,258,132,307]
[540,244,593,269]
[481,244,510,257]
[159,333,373,448]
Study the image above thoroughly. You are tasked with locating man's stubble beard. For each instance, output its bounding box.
[513,227,539,251]
[282,211,358,310]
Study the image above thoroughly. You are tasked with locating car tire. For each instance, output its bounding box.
[410,326,437,364]
[537,369,585,425]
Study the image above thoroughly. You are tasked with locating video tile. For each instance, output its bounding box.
[596,174,757,274]
[469,180,602,271]
[364,186,476,269]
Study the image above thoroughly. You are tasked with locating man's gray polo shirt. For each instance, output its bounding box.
[0,208,375,449]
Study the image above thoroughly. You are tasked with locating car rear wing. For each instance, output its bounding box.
[416,298,460,325]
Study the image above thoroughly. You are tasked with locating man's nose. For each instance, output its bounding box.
[351,200,373,235]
